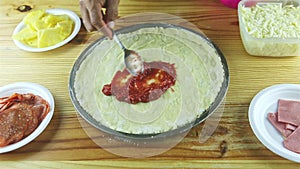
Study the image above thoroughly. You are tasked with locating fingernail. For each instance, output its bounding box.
[107,21,115,29]
[101,25,113,39]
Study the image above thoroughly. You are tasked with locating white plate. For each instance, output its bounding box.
[12,8,81,52]
[249,84,300,163]
[0,82,55,153]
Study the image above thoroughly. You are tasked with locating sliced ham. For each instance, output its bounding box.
[267,99,300,154]
[284,126,300,154]
[267,112,292,137]
[278,99,300,126]
[285,123,297,131]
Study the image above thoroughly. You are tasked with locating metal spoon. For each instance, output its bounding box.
[111,30,144,76]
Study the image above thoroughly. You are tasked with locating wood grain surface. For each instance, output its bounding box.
[1,0,300,168]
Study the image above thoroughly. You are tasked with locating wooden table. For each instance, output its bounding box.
[1,0,300,168]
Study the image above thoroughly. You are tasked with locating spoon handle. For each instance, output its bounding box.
[112,31,126,50]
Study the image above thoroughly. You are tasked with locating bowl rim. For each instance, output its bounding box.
[69,23,229,140]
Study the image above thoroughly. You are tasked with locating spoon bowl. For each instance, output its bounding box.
[112,32,144,76]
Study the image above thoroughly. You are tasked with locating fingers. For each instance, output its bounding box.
[104,0,120,23]
[80,0,105,32]
[79,0,94,32]
[88,2,104,30]
[101,24,113,39]
[79,0,118,38]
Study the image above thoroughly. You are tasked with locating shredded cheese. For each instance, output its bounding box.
[241,3,300,38]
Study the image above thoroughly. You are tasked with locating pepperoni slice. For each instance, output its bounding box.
[33,95,50,122]
[20,104,39,137]
[0,93,50,147]
[0,109,29,147]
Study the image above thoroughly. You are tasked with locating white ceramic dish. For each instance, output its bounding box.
[249,84,300,163]
[12,8,81,52]
[0,82,55,153]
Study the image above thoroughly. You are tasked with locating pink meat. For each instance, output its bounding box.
[278,99,300,126]
[267,112,292,137]
[285,124,297,131]
[284,126,300,153]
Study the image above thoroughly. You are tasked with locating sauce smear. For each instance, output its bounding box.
[102,61,176,104]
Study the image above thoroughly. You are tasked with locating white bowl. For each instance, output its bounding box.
[249,84,300,163]
[0,82,55,153]
[12,8,81,52]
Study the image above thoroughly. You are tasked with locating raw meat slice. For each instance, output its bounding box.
[284,126,300,153]
[0,93,50,147]
[0,109,28,147]
[278,99,300,126]
[267,112,292,137]
[285,124,297,131]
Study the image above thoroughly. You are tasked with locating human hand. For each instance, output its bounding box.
[80,0,119,38]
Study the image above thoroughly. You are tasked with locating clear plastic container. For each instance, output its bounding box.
[220,0,240,8]
[238,0,300,56]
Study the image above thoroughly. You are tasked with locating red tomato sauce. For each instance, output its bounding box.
[102,61,176,104]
